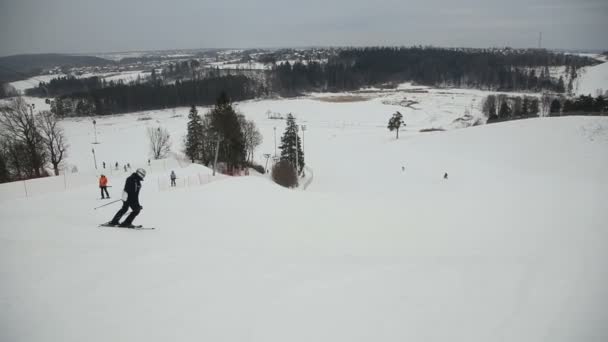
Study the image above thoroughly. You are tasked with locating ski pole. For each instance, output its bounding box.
[94,199,121,210]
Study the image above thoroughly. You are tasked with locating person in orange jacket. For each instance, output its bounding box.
[99,174,110,199]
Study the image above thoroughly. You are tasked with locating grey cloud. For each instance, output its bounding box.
[0,0,606,56]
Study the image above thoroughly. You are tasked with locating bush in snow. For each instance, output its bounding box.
[246,161,266,174]
[272,160,298,188]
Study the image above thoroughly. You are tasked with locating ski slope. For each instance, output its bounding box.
[575,57,608,96]
[1,107,608,341]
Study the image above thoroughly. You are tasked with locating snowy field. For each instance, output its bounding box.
[575,55,608,96]
[1,63,608,341]
[8,70,151,94]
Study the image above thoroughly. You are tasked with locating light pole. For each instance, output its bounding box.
[295,125,299,176]
[273,126,277,157]
[301,124,306,155]
[212,134,221,176]
[263,153,271,173]
[301,125,306,177]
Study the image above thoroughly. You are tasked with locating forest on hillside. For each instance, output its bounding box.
[21,47,600,117]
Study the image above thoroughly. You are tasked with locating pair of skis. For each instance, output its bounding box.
[98,223,155,230]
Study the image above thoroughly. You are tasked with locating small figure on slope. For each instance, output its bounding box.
[444,172,448,180]
[108,168,146,228]
[170,170,177,187]
[99,174,110,199]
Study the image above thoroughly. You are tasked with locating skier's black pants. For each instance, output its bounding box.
[171,179,176,187]
[100,186,110,198]
[111,201,140,225]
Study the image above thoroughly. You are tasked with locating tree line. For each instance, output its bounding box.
[482,93,607,123]
[50,75,261,116]
[184,93,263,173]
[0,98,68,183]
[271,47,595,95]
[25,75,106,97]
[23,47,596,117]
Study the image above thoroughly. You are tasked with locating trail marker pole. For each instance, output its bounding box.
[273,127,277,157]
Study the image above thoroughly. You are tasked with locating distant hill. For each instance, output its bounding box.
[0,53,113,83]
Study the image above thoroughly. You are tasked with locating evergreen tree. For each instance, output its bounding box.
[279,113,305,174]
[549,99,561,116]
[512,97,522,117]
[0,146,10,183]
[185,105,203,162]
[521,97,530,116]
[529,98,540,116]
[209,92,246,171]
[387,111,405,139]
[562,99,574,113]
[498,101,512,119]
[482,95,498,121]
[595,95,606,113]
[556,76,565,93]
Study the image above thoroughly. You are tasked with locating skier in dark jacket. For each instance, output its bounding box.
[170,170,177,187]
[108,168,146,227]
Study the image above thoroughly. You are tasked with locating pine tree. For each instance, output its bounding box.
[595,95,606,113]
[279,113,304,174]
[185,105,203,162]
[556,76,565,93]
[549,99,561,116]
[498,101,512,119]
[521,97,530,116]
[0,148,10,183]
[529,98,540,116]
[387,111,405,139]
[512,97,522,117]
[209,92,246,171]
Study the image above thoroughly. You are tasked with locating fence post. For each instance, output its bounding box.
[23,180,28,198]
[63,172,67,190]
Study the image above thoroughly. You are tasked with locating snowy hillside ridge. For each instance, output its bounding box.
[1,115,607,341]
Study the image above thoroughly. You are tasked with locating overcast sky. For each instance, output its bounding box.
[0,0,606,56]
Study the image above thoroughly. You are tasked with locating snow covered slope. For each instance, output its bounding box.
[575,55,608,96]
[1,115,607,342]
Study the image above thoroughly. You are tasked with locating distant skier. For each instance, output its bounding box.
[107,168,146,228]
[170,170,177,187]
[99,174,110,199]
[148,159,151,166]
[115,162,119,170]
[444,172,448,179]
[123,165,127,172]
[102,161,106,169]
[127,163,131,169]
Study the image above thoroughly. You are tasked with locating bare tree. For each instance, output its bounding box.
[0,97,46,178]
[147,126,172,160]
[541,93,553,117]
[37,110,68,176]
[242,119,263,162]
